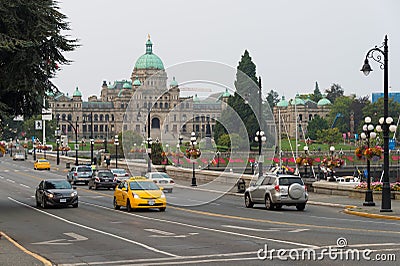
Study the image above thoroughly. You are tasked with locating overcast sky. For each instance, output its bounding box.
[53,0,399,101]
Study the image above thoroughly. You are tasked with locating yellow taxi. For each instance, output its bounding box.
[34,158,51,170]
[113,177,166,212]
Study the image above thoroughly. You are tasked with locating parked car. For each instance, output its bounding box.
[13,153,25,161]
[88,169,117,190]
[67,165,93,185]
[34,159,51,170]
[35,179,78,208]
[144,172,175,193]
[244,174,308,211]
[110,168,130,182]
[113,176,166,212]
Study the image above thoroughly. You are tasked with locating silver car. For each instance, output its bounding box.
[244,174,308,211]
[67,165,93,185]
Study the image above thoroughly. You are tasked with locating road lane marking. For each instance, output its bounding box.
[20,183,30,189]
[32,238,71,245]
[6,179,15,183]
[83,201,318,249]
[221,225,280,232]
[64,232,88,241]
[8,197,178,258]
[145,229,175,236]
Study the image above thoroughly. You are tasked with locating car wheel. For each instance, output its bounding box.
[73,202,78,208]
[126,199,132,212]
[244,193,254,208]
[41,196,48,209]
[265,195,274,210]
[113,197,120,210]
[35,195,40,207]
[296,203,306,211]
[159,207,166,212]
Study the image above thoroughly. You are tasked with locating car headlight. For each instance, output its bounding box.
[160,192,166,198]
[70,191,78,197]
[46,193,54,198]
[132,193,140,199]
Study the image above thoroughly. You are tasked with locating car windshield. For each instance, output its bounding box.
[151,173,170,179]
[279,177,304,186]
[38,159,48,163]
[44,180,72,189]
[98,172,113,178]
[112,169,126,174]
[129,181,159,190]
[78,167,92,172]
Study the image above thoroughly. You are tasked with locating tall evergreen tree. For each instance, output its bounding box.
[0,0,78,119]
[214,50,260,146]
[266,90,279,110]
[310,81,322,102]
[325,83,344,103]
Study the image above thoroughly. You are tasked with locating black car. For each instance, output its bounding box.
[88,170,117,190]
[35,179,78,208]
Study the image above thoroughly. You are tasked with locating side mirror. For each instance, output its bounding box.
[73,186,77,190]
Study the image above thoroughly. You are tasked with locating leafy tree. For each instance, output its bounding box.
[306,115,329,140]
[151,141,163,165]
[310,81,323,102]
[266,90,279,110]
[316,128,342,144]
[325,83,344,103]
[350,95,370,133]
[0,0,78,119]
[328,96,354,132]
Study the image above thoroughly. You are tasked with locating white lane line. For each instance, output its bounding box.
[0,175,4,179]
[8,197,178,258]
[84,201,318,249]
[221,225,279,232]
[289,229,309,233]
[144,229,175,236]
[6,179,15,183]
[20,184,30,189]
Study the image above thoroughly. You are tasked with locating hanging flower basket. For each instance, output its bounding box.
[355,145,383,160]
[295,156,313,166]
[186,148,201,159]
[322,157,344,169]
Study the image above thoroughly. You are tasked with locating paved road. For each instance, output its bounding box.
[1,156,399,265]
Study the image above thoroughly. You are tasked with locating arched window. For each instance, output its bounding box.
[105,114,109,121]
[111,114,114,121]
[100,114,104,121]
[151,117,160,129]
[67,114,72,121]
[62,114,66,121]
[94,114,98,121]
[165,103,168,109]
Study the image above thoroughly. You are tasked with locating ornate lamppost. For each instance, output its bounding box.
[328,146,335,181]
[361,116,377,206]
[114,135,119,168]
[303,146,309,178]
[361,35,396,212]
[188,131,200,186]
[255,130,266,177]
[177,135,183,166]
[216,150,221,168]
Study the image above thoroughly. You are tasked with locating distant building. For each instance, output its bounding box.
[47,36,230,143]
[372,92,400,103]
[273,94,331,139]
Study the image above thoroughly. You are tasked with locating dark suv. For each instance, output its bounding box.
[244,174,308,211]
[67,165,93,185]
[88,170,117,190]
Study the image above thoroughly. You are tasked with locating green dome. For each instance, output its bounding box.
[222,88,231,97]
[123,81,132,89]
[276,96,288,107]
[291,94,305,105]
[170,77,178,87]
[45,91,54,97]
[134,36,164,70]
[73,87,82,97]
[317,96,332,106]
[133,76,141,86]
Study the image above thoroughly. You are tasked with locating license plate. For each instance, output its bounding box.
[148,200,155,205]
[159,180,167,184]
[60,198,67,203]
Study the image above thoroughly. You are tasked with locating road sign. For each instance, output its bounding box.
[35,120,43,130]
[74,144,79,150]
[42,108,52,121]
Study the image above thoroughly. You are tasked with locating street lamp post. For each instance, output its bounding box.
[66,120,79,166]
[361,35,396,212]
[329,146,335,181]
[114,135,119,168]
[9,138,13,157]
[216,150,221,168]
[190,131,198,186]
[255,130,266,177]
[361,117,377,206]
[56,115,60,165]
[303,146,309,178]
[177,135,183,166]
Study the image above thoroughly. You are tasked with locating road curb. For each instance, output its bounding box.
[343,208,400,221]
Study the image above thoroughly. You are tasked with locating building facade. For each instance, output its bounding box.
[47,37,229,143]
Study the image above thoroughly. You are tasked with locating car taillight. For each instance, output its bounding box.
[153,180,158,183]
[95,177,100,182]
[113,177,117,182]
[274,185,280,192]
[74,173,77,176]
[125,173,129,176]
[304,185,307,192]
[114,174,117,177]
[170,180,174,183]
